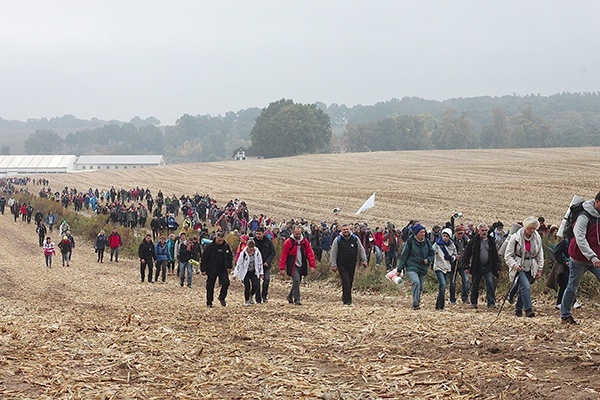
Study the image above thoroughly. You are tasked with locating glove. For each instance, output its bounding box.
[444,255,452,261]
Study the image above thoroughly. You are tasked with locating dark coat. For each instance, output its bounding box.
[200,240,233,274]
[254,236,276,268]
[463,234,500,276]
[138,240,156,261]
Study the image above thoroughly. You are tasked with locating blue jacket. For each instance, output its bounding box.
[155,242,169,261]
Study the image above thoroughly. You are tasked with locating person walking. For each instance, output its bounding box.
[154,235,169,283]
[201,232,233,307]
[95,230,107,263]
[397,224,434,310]
[463,223,501,309]
[36,223,47,247]
[253,227,276,303]
[432,228,458,311]
[560,191,600,325]
[233,240,264,305]
[45,211,56,232]
[43,236,55,267]
[57,236,72,267]
[177,232,193,287]
[138,234,156,283]
[279,226,316,305]
[108,227,122,262]
[505,217,544,318]
[331,223,368,306]
[450,226,470,304]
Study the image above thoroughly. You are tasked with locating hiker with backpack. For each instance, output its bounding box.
[397,224,434,310]
[504,217,544,318]
[331,224,368,306]
[560,191,600,325]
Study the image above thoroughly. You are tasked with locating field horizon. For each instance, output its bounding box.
[44,146,600,230]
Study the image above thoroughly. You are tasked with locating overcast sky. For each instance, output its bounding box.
[1,1,599,124]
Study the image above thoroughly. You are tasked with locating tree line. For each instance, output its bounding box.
[16,92,600,161]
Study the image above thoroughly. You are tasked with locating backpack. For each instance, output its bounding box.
[562,200,591,242]
[401,226,411,242]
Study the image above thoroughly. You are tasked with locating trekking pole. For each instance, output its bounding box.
[487,274,519,328]
[495,274,520,318]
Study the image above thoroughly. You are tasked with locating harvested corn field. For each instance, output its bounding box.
[2,147,600,399]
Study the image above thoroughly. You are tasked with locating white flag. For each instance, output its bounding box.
[355,192,376,215]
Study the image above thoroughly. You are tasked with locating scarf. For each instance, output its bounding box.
[436,237,451,258]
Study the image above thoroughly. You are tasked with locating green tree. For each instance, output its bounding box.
[0,145,10,155]
[24,129,63,154]
[431,109,478,149]
[249,99,332,158]
[511,107,554,148]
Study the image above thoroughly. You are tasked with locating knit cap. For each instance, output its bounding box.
[412,224,425,235]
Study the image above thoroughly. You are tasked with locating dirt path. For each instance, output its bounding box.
[1,211,600,399]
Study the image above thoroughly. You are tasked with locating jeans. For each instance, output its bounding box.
[385,248,398,270]
[561,259,600,318]
[338,264,357,305]
[374,245,382,265]
[450,267,469,303]
[470,267,495,306]
[406,271,425,308]
[206,269,230,306]
[62,252,71,266]
[515,270,533,312]
[45,254,53,267]
[179,261,192,287]
[435,270,451,309]
[155,259,167,282]
[110,247,119,262]
[260,267,271,302]
[243,271,259,301]
[140,259,153,282]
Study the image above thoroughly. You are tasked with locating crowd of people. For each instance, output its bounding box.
[6,179,600,325]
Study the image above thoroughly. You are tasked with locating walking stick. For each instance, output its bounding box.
[496,274,520,318]
[487,274,519,328]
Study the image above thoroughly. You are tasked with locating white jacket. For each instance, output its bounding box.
[504,228,544,282]
[233,248,264,279]
[432,240,457,273]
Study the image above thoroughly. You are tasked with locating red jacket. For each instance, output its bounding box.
[279,236,316,276]
[108,232,122,248]
[373,231,383,247]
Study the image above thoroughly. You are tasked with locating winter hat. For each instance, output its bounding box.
[412,224,425,235]
[441,228,453,237]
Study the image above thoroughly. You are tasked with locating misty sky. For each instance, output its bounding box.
[1,1,599,124]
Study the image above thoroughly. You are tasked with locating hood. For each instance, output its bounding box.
[583,199,600,218]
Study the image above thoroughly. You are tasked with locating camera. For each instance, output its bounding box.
[453,212,463,219]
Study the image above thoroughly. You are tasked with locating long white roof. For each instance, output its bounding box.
[0,155,77,172]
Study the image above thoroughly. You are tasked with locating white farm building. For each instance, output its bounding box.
[0,155,165,175]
